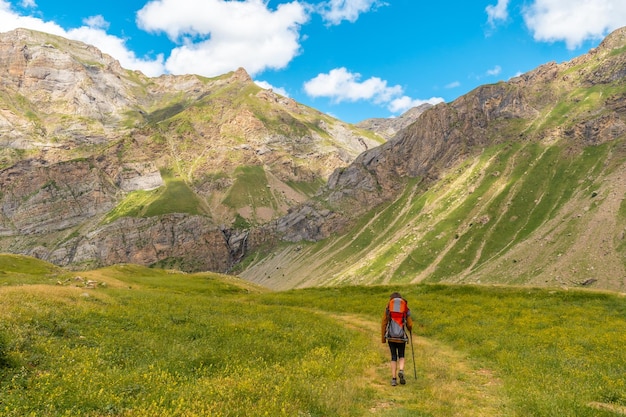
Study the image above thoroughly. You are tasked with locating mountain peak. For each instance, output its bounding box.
[597,26,626,51]
[0,28,384,274]
[231,67,252,82]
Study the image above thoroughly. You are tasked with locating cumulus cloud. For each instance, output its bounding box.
[0,0,165,76]
[67,25,165,76]
[0,0,64,36]
[304,67,443,114]
[486,0,509,27]
[136,0,308,77]
[304,67,401,103]
[317,0,386,25]
[523,0,626,49]
[82,15,110,30]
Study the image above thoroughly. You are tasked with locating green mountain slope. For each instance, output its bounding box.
[239,27,626,292]
[0,28,383,271]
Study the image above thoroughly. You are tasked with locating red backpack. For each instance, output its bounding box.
[385,297,409,342]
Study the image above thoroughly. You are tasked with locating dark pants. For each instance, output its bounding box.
[388,341,406,361]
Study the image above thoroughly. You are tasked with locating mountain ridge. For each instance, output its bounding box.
[239,26,626,291]
[0,27,383,271]
[2,27,626,291]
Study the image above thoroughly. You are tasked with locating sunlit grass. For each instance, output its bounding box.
[0,259,377,417]
[0,255,625,416]
[258,284,626,416]
[103,170,207,223]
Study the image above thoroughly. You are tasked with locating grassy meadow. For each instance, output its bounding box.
[1,254,625,416]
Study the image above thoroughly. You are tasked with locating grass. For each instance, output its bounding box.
[286,178,325,197]
[308,138,622,286]
[0,254,67,285]
[103,170,208,222]
[260,284,626,417]
[222,165,277,218]
[0,259,377,417]
[1,255,625,416]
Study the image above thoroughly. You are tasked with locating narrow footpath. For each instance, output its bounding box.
[332,313,515,416]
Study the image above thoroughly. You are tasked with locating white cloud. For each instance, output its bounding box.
[523,0,626,49]
[20,0,36,8]
[486,65,502,76]
[0,0,165,76]
[136,0,308,77]
[388,96,444,114]
[67,25,165,76]
[304,67,401,103]
[303,67,443,114]
[0,0,65,36]
[317,0,386,25]
[445,81,461,89]
[254,80,289,97]
[486,0,509,27]
[83,15,109,30]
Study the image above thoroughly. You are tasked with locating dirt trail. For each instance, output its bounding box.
[331,313,515,417]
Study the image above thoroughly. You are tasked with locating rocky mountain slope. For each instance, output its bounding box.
[0,28,383,271]
[3,26,626,293]
[240,27,626,292]
[356,104,432,140]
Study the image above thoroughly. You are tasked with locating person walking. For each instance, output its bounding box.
[381,292,413,386]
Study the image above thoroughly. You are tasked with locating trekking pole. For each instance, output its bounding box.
[409,328,417,379]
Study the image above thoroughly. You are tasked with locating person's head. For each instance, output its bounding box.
[390,292,402,299]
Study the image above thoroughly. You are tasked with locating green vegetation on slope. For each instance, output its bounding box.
[221,164,295,224]
[103,170,208,223]
[534,83,626,132]
[259,136,625,289]
[1,255,625,416]
[427,141,611,282]
[0,254,65,285]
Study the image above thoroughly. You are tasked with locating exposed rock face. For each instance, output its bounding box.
[56,215,232,271]
[0,28,383,272]
[0,158,118,236]
[0,28,131,142]
[356,104,433,140]
[273,27,626,244]
[237,27,626,291]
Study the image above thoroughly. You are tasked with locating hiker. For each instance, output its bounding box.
[381,292,413,386]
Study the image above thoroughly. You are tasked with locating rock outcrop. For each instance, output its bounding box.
[269,27,626,247]
[356,104,433,140]
[0,28,383,271]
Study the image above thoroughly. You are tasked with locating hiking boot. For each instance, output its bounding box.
[391,378,397,386]
[399,370,406,385]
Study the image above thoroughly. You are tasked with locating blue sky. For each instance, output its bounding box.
[1,0,626,123]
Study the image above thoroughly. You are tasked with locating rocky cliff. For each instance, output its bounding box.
[356,104,432,140]
[240,27,626,291]
[4,26,626,291]
[0,28,383,271]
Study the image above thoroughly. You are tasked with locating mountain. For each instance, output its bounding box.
[356,104,432,140]
[3,27,626,292]
[0,28,383,271]
[239,27,626,292]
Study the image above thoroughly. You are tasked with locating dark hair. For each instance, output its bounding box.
[390,292,402,299]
